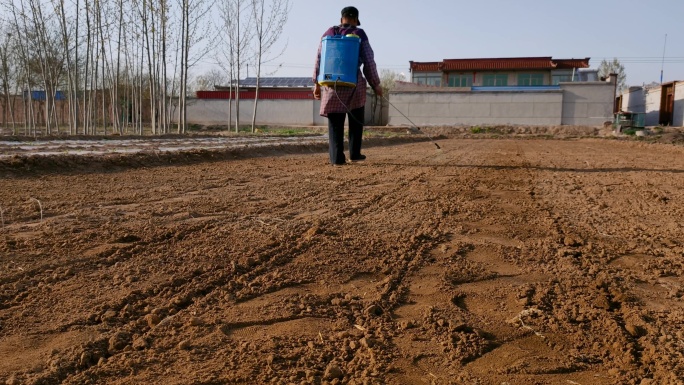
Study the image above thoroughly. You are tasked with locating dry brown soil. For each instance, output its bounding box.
[1,137,684,385]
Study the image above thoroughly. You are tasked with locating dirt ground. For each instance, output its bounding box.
[1,134,683,385]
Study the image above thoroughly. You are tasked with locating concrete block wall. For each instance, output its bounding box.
[181,82,617,128]
[559,82,615,126]
[621,88,645,113]
[180,94,384,127]
[387,90,564,126]
[645,88,662,126]
[183,99,325,126]
[366,96,388,126]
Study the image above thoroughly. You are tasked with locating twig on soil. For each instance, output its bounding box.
[0,205,4,228]
[156,314,177,327]
[519,319,545,339]
[250,216,286,226]
[508,308,546,339]
[353,324,367,332]
[30,198,43,222]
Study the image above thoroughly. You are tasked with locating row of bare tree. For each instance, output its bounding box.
[0,0,290,136]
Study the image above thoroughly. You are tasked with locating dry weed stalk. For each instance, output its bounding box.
[30,198,43,222]
[156,314,177,328]
[508,308,546,339]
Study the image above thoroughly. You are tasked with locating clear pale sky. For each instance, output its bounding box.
[251,0,683,86]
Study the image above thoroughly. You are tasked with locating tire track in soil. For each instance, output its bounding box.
[456,139,684,384]
[458,142,605,381]
[0,176,267,380]
[384,140,566,384]
[382,140,624,383]
[514,140,684,384]
[184,162,446,342]
[9,156,412,379]
[2,220,318,382]
[123,151,464,384]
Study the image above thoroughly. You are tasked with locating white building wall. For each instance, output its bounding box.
[644,88,662,126]
[181,82,617,128]
[387,91,563,126]
[183,99,324,126]
[621,88,645,113]
[559,82,615,126]
[674,81,684,127]
[179,94,380,127]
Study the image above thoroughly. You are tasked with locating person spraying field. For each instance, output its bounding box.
[313,6,382,166]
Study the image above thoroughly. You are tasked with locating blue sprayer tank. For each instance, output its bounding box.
[317,34,360,87]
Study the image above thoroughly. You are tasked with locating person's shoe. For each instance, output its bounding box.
[332,161,347,166]
[350,154,366,162]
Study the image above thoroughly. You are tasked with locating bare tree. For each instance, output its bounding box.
[52,0,77,134]
[370,69,405,126]
[176,0,215,134]
[4,0,38,135]
[217,0,253,132]
[598,58,627,93]
[0,0,238,138]
[249,0,290,132]
[0,26,17,133]
[159,0,169,134]
[379,69,405,95]
[189,68,226,92]
[177,0,188,134]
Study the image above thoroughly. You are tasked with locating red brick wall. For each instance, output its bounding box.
[0,93,154,133]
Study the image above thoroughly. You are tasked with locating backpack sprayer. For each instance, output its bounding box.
[318,34,360,87]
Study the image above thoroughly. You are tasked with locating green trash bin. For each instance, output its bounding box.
[632,112,645,129]
[614,112,645,131]
[614,112,631,131]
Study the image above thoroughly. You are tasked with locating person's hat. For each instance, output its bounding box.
[341,6,360,25]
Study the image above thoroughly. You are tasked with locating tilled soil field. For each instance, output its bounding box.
[1,137,683,385]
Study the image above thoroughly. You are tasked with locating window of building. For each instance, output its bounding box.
[482,74,508,86]
[518,74,544,86]
[413,72,442,87]
[552,74,573,85]
[448,73,472,87]
[551,70,574,85]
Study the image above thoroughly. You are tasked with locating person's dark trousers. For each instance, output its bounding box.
[327,113,346,164]
[327,106,365,165]
[348,106,365,160]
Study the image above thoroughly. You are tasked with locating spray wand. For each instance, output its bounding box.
[381,95,441,149]
[328,78,441,150]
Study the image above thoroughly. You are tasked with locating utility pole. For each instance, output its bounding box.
[660,34,667,84]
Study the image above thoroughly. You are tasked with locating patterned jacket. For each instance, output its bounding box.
[313,24,381,117]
